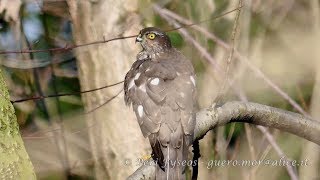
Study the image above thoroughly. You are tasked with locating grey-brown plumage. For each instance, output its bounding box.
[124,27,196,180]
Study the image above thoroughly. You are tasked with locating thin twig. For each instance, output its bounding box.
[42,12,71,176]
[154,7,299,180]
[295,84,308,111]
[225,123,236,149]
[11,81,123,103]
[244,124,255,159]
[84,89,123,114]
[22,90,122,139]
[5,5,243,106]
[156,5,309,118]
[257,126,298,180]
[0,6,242,55]
[238,90,298,180]
[220,0,242,94]
[153,5,221,73]
[21,12,71,176]
[222,0,242,151]
[0,35,137,54]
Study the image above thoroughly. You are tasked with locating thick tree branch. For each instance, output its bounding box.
[127,101,320,180]
[194,101,320,143]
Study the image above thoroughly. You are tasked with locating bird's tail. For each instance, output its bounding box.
[155,137,188,180]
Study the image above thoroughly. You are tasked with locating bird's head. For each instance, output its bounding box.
[136,27,172,53]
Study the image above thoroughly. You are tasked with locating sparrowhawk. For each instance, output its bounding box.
[124,27,196,180]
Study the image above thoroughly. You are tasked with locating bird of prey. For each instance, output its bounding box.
[124,27,196,180]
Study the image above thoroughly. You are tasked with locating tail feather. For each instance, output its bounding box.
[151,140,165,171]
[155,137,187,180]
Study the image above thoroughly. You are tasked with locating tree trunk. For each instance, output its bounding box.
[66,1,149,179]
[0,69,36,179]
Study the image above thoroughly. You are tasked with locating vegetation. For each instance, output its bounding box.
[0,0,319,179]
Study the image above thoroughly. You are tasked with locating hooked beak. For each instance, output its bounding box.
[135,34,143,43]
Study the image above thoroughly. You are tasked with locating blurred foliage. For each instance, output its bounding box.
[0,2,81,128]
[167,31,184,48]
[0,18,9,32]
[224,123,244,145]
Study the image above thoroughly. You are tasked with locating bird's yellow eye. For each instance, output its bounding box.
[147,33,156,40]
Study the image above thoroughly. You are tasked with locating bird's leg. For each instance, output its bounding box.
[192,140,200,180]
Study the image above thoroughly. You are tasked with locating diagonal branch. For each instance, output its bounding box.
[239,91,298,180]
[11,80,123,103]
[154,4,308,117]
[127,101,320,180]
[0,6,242,55]
[153,5,301,179]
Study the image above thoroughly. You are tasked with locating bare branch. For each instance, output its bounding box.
[154,6,301,179]
[221,0,242,94]
[128,101,320,179]
[195,101,320,144]
[0,6,242,55]
[238,90,298,180]
[0,35,137,55]
[154,5,309,117]
[257,126,298,180]
[11,81,123,103]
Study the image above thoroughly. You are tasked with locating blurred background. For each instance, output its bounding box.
[0,0,319,179]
